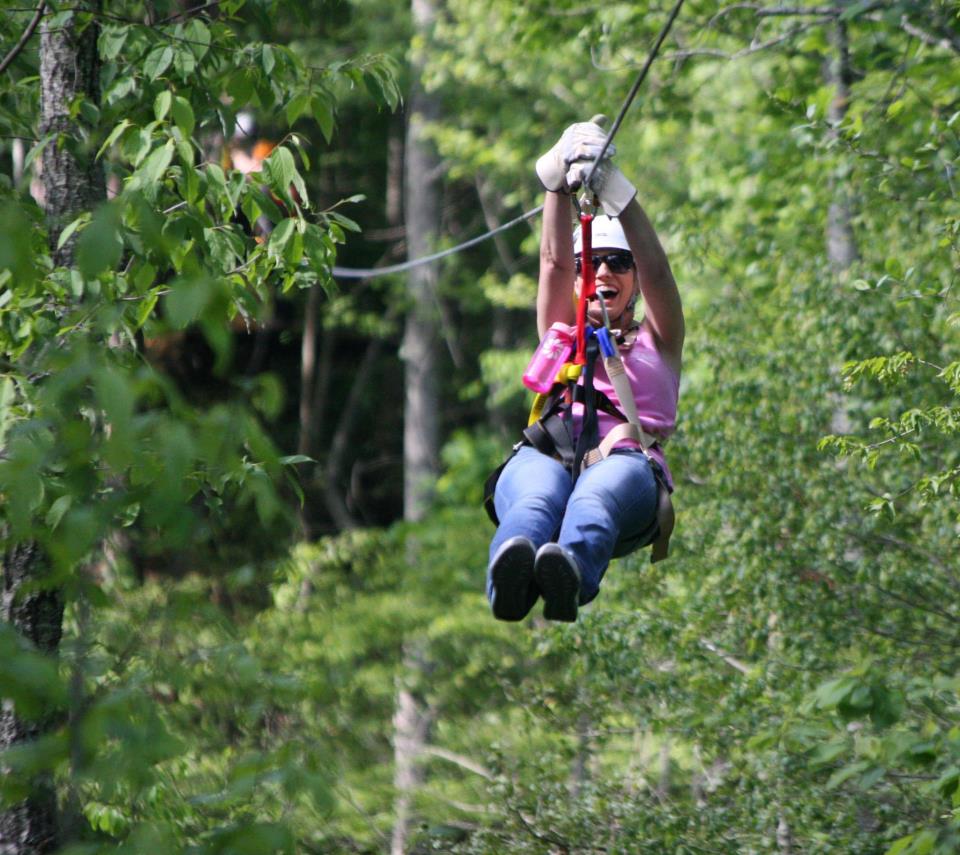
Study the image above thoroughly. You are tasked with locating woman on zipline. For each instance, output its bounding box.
[486,120,684,623]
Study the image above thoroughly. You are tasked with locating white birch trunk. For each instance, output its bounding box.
[824,15,858,273]
[390,641,434,855]
[392,4,443,845]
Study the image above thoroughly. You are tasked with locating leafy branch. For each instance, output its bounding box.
[0,0,46,75]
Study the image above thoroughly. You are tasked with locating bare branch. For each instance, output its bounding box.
[323,303,400,527]
[0,1,46,76]
[420,745,494,780]
[709,2,960,56]
[862,427,917,451]
[757,5,848,16]
[865,579,960,625]
[512,807,573,851]
[667,21,825,61]
[154,0,224,26]
[874,13,960,55]
[707,2,763,27]
[699,638,751,675]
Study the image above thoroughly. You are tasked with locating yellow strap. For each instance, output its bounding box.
[527,393,547,426]
[526,362,581,426]
[557,362,581,383]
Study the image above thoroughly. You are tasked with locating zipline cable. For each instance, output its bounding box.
[331,204,544,279]
[332,0,685,281]
[581,0,686,190]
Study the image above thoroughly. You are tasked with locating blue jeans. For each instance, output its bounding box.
[488,446,660,605]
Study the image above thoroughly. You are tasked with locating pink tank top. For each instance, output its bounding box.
[571,323,679,489]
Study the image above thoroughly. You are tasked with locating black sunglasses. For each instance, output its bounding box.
[574,251,634,275]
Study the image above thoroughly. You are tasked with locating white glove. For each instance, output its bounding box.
[535,121,615,192]
[567,158,637,217]
[535,119,636,216]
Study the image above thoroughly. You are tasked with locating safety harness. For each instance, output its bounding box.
[484,202,675,562]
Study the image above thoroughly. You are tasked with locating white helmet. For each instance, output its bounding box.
[573,214,630,255]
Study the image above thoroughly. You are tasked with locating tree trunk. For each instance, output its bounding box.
[39,1,105,265]
[401,0,442,524]
[297,280,322,538]
[322,305,401,530]
[387,113,405,232]
[392,4,442,849]
[389,640,434,855]
[655,736,671,801]
[823,14,858,273]
[570,710,592,799]
[776,810,794,855]
[2,8,103,851]
[11,138,24,186]
[1,546,64,854]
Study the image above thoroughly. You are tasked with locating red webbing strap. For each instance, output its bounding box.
[575,211,594,365]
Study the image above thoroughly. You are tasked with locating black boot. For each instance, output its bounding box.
[489,536,538,621]
[534,543,581,623]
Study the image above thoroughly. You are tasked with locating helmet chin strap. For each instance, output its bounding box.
[590,283,639,332]
[617,285,639,327]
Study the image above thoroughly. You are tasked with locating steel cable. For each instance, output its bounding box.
[332,0,685,281]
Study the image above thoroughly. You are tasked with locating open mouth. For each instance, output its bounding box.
[593,286,619,302]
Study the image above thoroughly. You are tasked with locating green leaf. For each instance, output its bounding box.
[904,830,937,855]
[183,18,211,59]
[154,89,172,122]
[328,211,360,233]
[935,766,960,798]
[0,436,44,538]
[813,677,855,710]
[144,45,174,81]
[884,257,904,279]
[45,495,72,530]
[174,45,197,77]
[810,738,848,766]
[132,140,175,195]
[172,96,195,137]
[869,687,905,729]
[0,626,68,719]
[76,204,123,278]
[313,94,334,142]
[99,26,128,60]
[858,765,886,790]
[285,92,311,125]
[827,760,869,789]
[94,367,134,468]
[289,135,310,170]
[56,213,91,251]
[265,147,297,196]
[839,0,877,20]
[268,218,296,258]
[887,836,915,855]
[134,291,159,328]
[176,134,194,169]
[0,377,16,448]
[164,276,214,328]
[96,119,132,160]
[261,44,276,75]
[251,373,284,419]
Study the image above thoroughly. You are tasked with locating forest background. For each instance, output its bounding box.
[0,0,958,853]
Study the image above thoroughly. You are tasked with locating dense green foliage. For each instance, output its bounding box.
[1,0,959,853]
